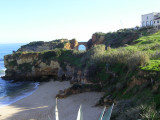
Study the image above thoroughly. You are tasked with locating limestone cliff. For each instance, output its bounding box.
[3,49,89,84]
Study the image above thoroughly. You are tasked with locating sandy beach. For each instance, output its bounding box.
[0,81,103,120]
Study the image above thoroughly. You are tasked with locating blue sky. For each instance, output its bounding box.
[0,0,159,43]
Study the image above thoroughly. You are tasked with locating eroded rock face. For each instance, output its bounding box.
[64,39,79,49]
[56,84,102,98]
[92,33,105,44]
[3,53,61,81]
[3,51,90,84]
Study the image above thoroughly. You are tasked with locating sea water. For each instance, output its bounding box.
[78,45,86,51]
[0,43,39,106]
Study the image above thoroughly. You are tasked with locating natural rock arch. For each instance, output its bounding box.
[78,45,86,51]
[76,42,88,50]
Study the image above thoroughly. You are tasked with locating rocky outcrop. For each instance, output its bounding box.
[3,52,58,81]
[56,84,102,98]
[17,39,79,52]
[87,33,105,49]
[64,39,79,49]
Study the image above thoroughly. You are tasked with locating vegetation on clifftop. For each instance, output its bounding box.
[17,39,78,52]
[93,26,157,48]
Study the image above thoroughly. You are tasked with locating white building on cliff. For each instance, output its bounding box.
[141,12,160,29]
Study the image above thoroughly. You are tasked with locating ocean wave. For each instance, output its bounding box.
[0,82,39,107]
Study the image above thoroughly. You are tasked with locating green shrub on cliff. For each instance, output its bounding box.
[140,104,160,120]
[94,32,106,36]
[140,60,160,71]
[8,60,17,66]
[81,44,106,65]
[83,44,149,70]
[39,49,62,64]
[103,49,149,69]
[105,29,137,47]
[124,31,160,54]
[57,49,84,69]
[17,63,32,72]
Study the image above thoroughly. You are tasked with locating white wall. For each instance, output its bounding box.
[141,13,156,27]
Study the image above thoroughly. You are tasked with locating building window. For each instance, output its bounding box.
[146,21,149,26]
[154,21,156,24]
[157,20,159,23]
[150,20,153,26]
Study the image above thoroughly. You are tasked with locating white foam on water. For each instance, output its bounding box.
[0,82,39,107]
